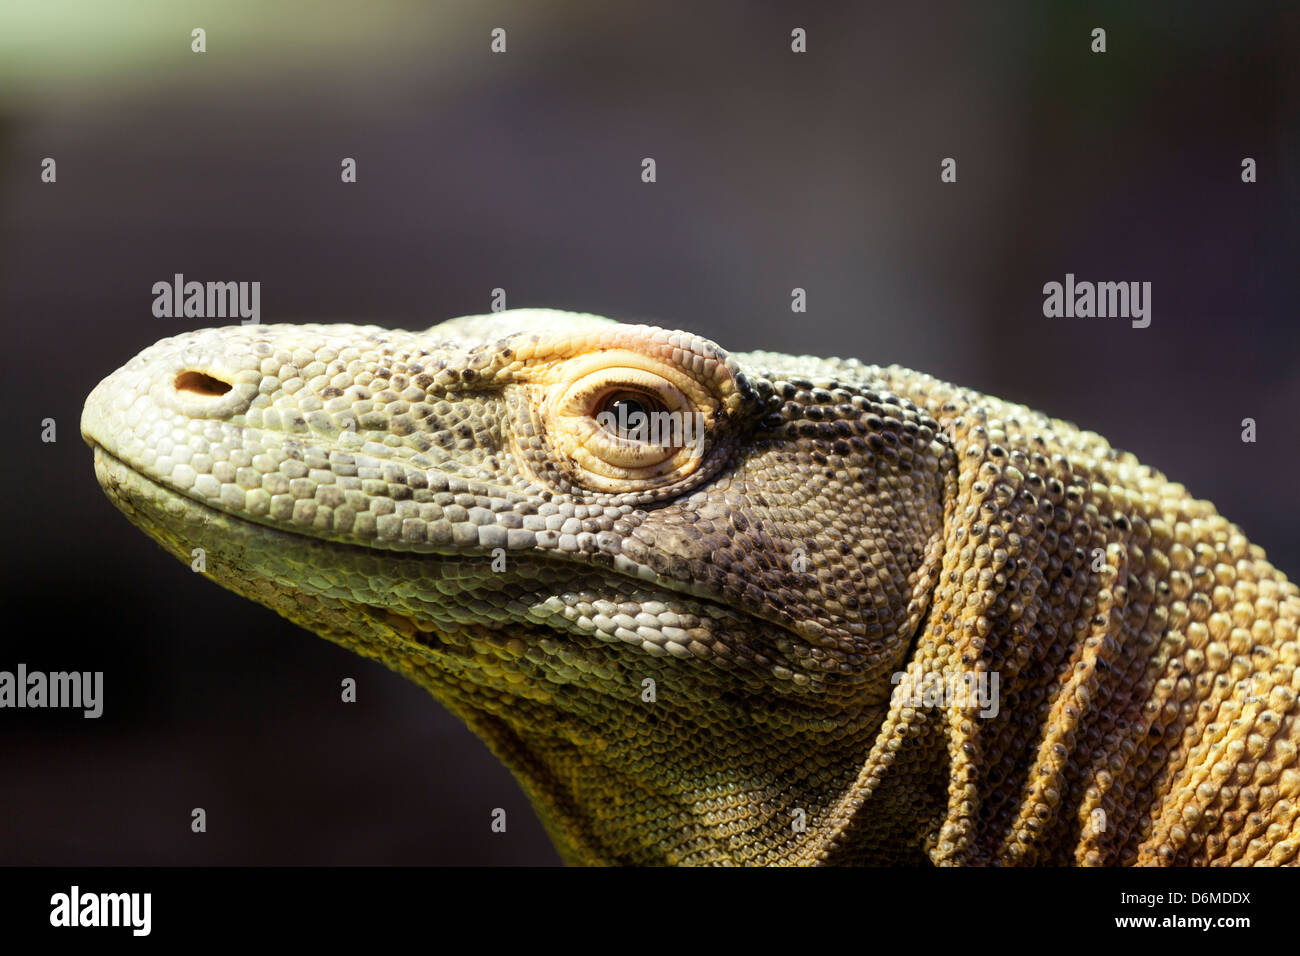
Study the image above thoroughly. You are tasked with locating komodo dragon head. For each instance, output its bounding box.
[82,310,1300,865]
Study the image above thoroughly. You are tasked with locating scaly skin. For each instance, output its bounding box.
[81,309,1300,865]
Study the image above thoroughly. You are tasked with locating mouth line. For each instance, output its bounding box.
[88,439,510,561]
[86,441,717,601]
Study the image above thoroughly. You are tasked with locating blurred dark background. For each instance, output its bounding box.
[1,0,1296,865]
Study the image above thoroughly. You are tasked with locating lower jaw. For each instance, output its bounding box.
[90,447,912,863]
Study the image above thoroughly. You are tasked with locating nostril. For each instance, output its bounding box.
[174,370,232,396]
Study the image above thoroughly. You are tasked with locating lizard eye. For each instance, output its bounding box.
[536,352,717,493]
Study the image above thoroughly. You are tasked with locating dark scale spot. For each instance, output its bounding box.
[408,364,423,374]
[462,369,478,383]
[322,387,343,398]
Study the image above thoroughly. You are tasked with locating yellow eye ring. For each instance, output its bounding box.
[537,351,716,492]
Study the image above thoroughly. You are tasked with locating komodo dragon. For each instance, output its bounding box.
[81,309,1300,866]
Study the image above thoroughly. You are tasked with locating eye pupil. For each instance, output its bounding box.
[596,391,663,440]
[609,397,648,420]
